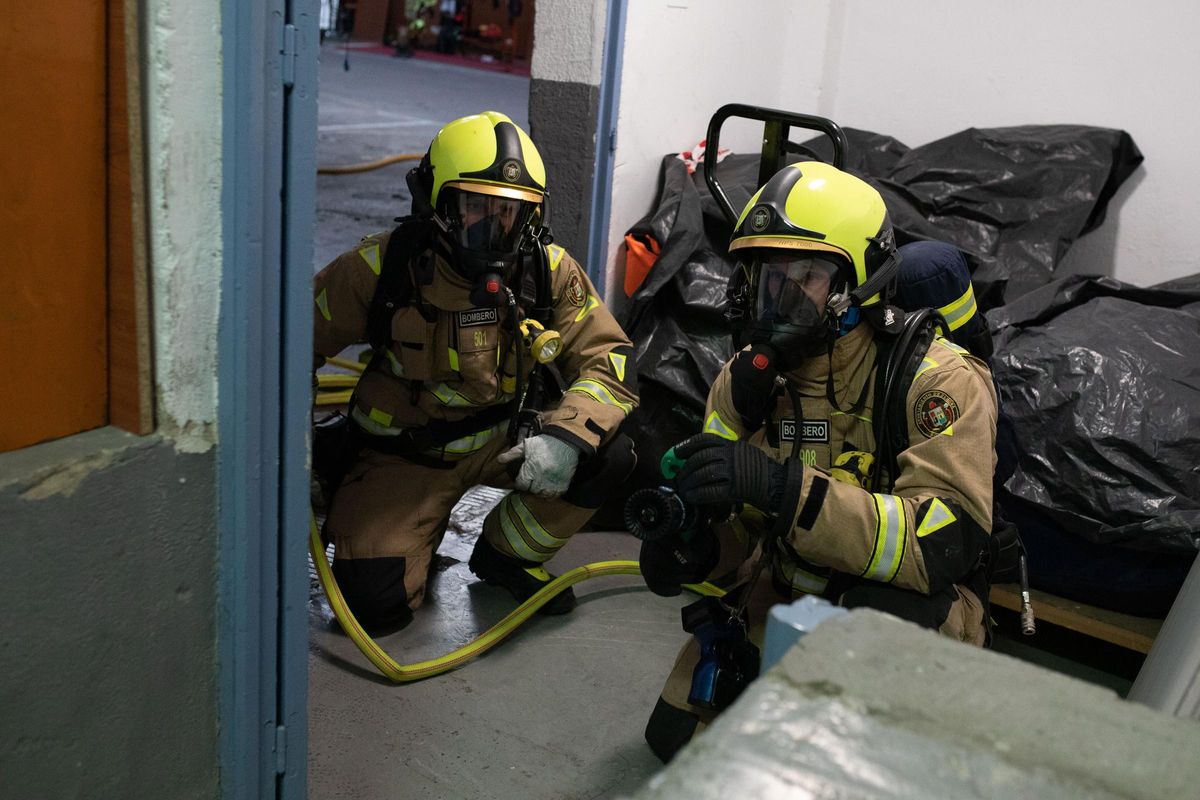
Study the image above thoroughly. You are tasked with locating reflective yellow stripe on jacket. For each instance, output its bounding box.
[863,493,906,582]
[566,379,632,414]
[703,410,739,441]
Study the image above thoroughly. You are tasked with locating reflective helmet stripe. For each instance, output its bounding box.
[938,283,978,331]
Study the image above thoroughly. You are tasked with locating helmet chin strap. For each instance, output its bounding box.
[822,292,870,416]
[848,249,901,307]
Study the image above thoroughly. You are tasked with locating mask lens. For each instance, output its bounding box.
[755,255,839,326]
[455,192,534,254]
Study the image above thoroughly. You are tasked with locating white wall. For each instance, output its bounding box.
[607,0,1200,296]
[145,0,223,451]
[606,0,833,300]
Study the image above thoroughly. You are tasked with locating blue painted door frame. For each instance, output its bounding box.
[585,0,628,297]
[218,1,317,797]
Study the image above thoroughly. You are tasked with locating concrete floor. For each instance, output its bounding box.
[308,44,682,799]
[308,489,690,799]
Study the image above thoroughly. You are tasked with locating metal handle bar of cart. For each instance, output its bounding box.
[703,104,850,226]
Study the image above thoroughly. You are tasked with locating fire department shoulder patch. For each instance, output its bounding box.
[565,273,586,307]
[913,389,959,438]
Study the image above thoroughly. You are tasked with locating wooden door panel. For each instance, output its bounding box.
[0,2,109,451]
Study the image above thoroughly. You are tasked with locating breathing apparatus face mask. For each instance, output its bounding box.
[440,188,538,307]
[748,253,846,366]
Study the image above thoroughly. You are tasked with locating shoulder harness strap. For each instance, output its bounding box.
[871,308,945,492]
[366,217,432,352]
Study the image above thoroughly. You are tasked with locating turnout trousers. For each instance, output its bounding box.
[323,430,633,629]
[645,558,985,763]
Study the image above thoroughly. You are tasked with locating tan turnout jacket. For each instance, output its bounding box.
[702,322,997,601]
[314,228,638,457]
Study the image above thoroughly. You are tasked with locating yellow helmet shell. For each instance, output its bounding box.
[730,162,896,305]
[427,111,546,206]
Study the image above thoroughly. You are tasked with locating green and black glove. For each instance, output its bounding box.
[673,433,790,515]
[638,525,720,597]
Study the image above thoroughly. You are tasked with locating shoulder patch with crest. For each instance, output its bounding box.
[565,272,586,307]
[913,389,959,438]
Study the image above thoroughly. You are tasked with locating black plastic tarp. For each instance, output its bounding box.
[605,124,1148,537]
[989,274,1200,554]
[622,125,1144,413]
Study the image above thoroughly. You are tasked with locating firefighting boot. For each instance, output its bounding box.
[468,536,577,615]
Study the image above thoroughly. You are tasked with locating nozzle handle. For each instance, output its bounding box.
[661,448,686,479]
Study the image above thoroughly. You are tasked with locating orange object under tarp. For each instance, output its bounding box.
[623,233,661,298]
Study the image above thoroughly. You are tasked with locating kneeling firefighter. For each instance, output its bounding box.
[313,111,639,631]
[639,162,999,761]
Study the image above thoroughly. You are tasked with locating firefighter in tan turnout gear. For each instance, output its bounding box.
[639,162,998,761]
[314,111,638,631]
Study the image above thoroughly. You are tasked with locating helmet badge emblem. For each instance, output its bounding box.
[501,160,522,183]
[749,206,771,233]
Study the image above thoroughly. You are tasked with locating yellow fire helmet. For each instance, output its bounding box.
[427,110,547,207]
[416,111,548,282]
[726,162,902,363]
[730,161,900,309]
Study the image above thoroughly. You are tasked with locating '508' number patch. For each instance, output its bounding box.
[780,418,829,444]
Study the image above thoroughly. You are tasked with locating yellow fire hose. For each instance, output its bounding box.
[311,357,723,683]
[310,514,723,683]
[315,356,365,407]
[317,153,424,175]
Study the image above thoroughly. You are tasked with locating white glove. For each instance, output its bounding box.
[498,434,581,498]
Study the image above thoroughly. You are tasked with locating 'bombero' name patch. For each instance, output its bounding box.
[780,418,829,444]
[914,389,958,438]
[458,308,498,327]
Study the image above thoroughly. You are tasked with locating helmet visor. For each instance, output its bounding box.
[755,255,841,326]
[452,190,537,257]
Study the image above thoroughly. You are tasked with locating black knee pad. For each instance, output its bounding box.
[330,556,414,633]
[562,432,637,509]
[837,581,955,631]
[644,697,700,764]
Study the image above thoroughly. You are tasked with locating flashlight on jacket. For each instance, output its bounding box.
[518,319,562,364]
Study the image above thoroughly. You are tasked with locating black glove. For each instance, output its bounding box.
[674,433,788,514]
[729,343,782,431]
[639,526,720,597]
